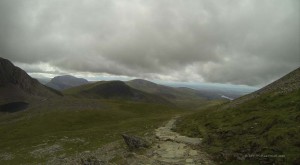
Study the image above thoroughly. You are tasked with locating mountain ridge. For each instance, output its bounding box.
[224,67,300,108]
[64,80,171,104]
[126,79,209,100]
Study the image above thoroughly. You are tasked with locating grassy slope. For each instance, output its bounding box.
[0,97,185,164]
[63,81,107,95]
[176,89,300,164]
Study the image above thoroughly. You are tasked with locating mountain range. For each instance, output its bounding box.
[0,56,299,164]
[0,57,214,109]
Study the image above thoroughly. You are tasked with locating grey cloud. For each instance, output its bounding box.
[0,0,299,86]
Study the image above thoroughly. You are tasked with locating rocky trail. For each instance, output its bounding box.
[127,117,215,165]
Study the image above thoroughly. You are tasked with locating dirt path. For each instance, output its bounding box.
[129,117,215,165]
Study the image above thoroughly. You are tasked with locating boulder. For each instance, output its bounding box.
[121,134,150,150]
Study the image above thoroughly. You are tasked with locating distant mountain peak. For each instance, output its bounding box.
[46,75,89,91]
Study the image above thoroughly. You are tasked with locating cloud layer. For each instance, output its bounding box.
[0,0,299,86]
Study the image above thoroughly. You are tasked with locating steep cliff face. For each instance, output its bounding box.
[0,57,40,94]
[0,57,61,104]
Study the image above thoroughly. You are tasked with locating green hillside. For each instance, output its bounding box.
[176,68,300,165]
[126,79,207,100]
[0,98,185,164]
[126,79,223,109]
[64,81,170,104]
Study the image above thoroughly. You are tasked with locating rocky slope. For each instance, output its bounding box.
[224,67,300,108]
[0,57,61,105]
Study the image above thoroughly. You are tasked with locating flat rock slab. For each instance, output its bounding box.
[174,136,202,145]
[155,141,187,159]
[189,150,198,156]
[186,158,194,163]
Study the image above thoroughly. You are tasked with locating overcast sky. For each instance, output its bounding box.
[0,0,299,86]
